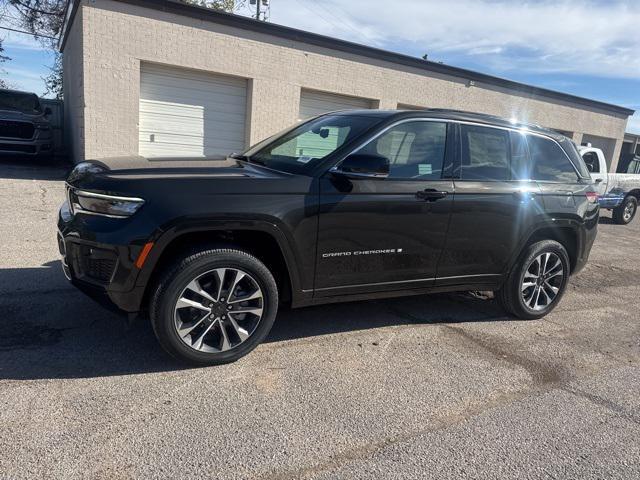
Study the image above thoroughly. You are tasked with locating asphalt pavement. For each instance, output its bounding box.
[0,158,638,479]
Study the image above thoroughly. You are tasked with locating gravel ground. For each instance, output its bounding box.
[0,158,638,480]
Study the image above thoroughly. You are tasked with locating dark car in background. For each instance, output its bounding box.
[0,89,53,157]
[58,109,599,365]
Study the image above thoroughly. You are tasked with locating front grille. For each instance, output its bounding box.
[0,120,35,140]
[0,143,36,153]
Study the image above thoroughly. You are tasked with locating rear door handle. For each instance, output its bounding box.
[416,189,448,202]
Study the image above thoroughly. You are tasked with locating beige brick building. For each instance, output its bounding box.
[60,0,634,172]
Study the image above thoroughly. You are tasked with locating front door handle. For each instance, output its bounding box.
[416,189,448,202]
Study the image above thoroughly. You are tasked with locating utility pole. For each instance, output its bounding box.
[251,0,268,21]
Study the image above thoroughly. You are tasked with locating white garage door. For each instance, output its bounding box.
[139,64,247,159]
[299,90,373,120]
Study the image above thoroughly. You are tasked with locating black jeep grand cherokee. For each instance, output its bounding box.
[59,109,598,365]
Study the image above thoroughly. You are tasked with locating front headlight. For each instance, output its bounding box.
[69,189,145,218]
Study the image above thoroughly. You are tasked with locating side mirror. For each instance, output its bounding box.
[44,107,53,117]
[332,153,390,179]
[586,162,594,173]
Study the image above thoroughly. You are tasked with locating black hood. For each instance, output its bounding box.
[66,156,312,197]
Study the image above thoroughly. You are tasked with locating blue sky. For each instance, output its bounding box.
[1,0,638,132]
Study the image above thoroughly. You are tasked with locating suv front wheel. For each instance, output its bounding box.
[150,248,278,366]
[497,240,570,320]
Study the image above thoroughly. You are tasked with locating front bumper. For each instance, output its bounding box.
[57,201,150,313]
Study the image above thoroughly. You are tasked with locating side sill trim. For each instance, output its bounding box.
[314,273,501,293]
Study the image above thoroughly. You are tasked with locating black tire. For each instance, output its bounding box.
[496,240,570,320]
[150,248,278,366]
[612,196,637,225]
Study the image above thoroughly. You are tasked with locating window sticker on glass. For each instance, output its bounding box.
[418,164,433,175]
[297,156,314,164]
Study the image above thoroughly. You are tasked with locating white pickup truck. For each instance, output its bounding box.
[579,146,640,224]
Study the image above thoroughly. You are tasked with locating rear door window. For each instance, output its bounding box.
[527,135,579,183]
[460,125,510,181]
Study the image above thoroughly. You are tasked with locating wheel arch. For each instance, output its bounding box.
[626,189,640,201]
[510,223,580,275]
[138,224,301,312]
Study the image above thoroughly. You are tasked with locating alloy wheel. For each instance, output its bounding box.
[521,252,564,312]
[173,268,264,353]
[623,201,635,222]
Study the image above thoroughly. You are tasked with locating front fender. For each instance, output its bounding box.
[134,217,306,297]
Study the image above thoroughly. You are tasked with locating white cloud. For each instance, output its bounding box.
[627,114,640,135]
[266,0,640,79]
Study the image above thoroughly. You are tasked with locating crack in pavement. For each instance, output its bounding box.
[257,325,568,480]
[563,387,640,427]
[258,322,638,480]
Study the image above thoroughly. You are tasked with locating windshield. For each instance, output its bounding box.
[244,115,380,174]
[0,91,42,114]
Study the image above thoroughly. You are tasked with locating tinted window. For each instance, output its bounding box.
[460,125,510,181]
[561,138,591,178]
[357,121,447,179]
[249,115,378,174]
[527,135,579,182]
[582,152,600,173]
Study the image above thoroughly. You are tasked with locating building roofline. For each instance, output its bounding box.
[60,0,635,117]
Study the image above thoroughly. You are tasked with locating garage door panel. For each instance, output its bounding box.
[299,90,373,120]
[139,138,247,157]
[139,64,247,159]
[140,88,247,109]
[139,105,246,127]
[142,64,245,89]
[140,120,246,138]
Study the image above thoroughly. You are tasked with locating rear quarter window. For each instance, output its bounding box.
[560,138,592,178]
[527,135,580,183]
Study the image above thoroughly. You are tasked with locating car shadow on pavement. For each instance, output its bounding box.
[0,156,70,180]
[0,260,510,381]
[597,216,617,225]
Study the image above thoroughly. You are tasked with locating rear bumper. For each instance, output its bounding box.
[573,207,599,275]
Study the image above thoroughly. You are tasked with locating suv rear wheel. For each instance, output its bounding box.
[612,195,637,225]
[497,240,570,320]
[150,248,278,366]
